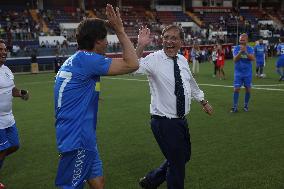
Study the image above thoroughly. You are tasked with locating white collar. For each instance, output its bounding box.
[160,49,179,61]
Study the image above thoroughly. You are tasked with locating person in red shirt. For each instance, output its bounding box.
[216,45,225,80]
[183,48,190,64]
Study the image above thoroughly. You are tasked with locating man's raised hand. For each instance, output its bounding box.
[138,26,151,47]
[106,4,124,33]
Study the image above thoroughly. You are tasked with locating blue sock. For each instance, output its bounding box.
[0,159,4,170]
[233,92,239,108]
[245,92,250,107]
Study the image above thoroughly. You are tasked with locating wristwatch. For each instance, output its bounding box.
[200,100,208,106]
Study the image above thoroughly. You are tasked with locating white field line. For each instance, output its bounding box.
[252,84,284,87]
[103,77,284,92]
[20,77,284,92]
[22,80,55,85]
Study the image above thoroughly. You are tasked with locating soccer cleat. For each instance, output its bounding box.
[260,74,265,78]
[0,182,5,189]
[139,177,157,189]
[243,106,249,112]
[230,107,238,113]
[279,76,284,81]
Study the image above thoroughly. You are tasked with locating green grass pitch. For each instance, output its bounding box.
[1,57,284,189]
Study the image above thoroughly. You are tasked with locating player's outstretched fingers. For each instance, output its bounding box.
[105,4,123,33]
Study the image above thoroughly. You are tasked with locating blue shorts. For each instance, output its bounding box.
[0,124,20,151]
[276,57,284,68]
[234,75,252,88]
[256,60,264,67]
[55,148,103,189]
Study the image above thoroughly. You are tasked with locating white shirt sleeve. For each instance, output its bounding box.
[188,71,204,102]
[134,53,155,75]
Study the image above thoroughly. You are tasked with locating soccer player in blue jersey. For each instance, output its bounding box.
[54,4,139,189]
[276,37,284,81]
[254,38,266,78]
[231,33,255,112]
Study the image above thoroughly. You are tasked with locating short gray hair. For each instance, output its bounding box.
[162,25,184,41]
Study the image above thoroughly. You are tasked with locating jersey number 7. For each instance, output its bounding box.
[57,71,72,108]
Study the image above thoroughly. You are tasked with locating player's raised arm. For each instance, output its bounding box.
[105,4,139,76]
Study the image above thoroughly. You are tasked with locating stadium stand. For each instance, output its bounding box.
[1,0,284,73]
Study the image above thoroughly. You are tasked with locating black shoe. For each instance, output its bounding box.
[139,177,157,189]
[230,107,238,113]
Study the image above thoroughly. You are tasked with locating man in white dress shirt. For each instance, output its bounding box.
[136,26,213,189]
[0,39,29,188]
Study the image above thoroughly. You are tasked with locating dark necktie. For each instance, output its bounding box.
[173,57,185,117]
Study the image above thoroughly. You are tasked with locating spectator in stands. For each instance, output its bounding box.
[45,40,50,48]
[183,48,190,64]
[54,5,139,189]
[0,39,29,189]
[60,40,68,57]
[267,43,272,57]
[55,40,61,54]
[200,48,206,62]
[54,53,62,73]
[30,48,37,64]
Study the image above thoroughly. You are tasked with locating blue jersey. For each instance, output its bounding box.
[233,45,254,77]
[254,44,266,63]
[54,51,111,153]
[277,43,284,67]
[277,43,284,57]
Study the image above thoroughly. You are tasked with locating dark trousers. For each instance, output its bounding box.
[256,65,264,75]
[146,117,191,189]
[213,60,217,75]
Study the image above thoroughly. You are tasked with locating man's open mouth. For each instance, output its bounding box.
[166,46,175,49]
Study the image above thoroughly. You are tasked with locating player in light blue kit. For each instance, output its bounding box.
[276,37,284,81]
[54,4,138,189]
[254,38,266,78]
[231,34,255,112]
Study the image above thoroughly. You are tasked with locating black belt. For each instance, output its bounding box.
[151,115,186,120]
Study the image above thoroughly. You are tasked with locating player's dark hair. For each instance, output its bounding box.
[76,18,107,50]
[280,37,284,43]
[0,39,5,44]
[162,25,184,41]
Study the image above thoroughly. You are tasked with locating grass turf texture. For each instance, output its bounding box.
[1,57,284,189]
